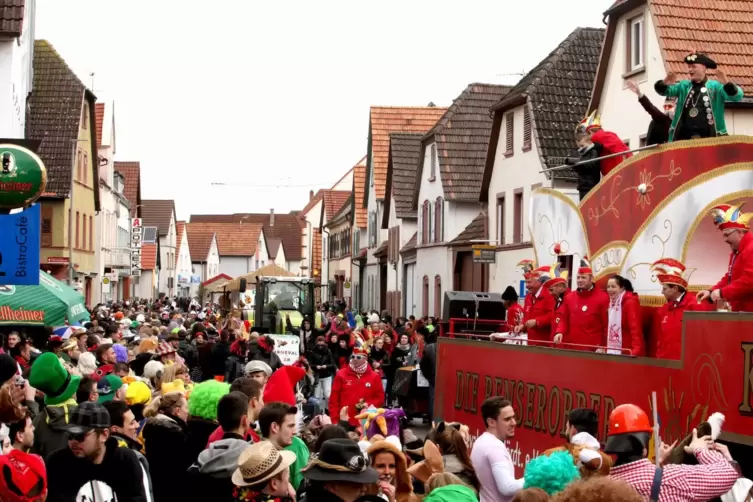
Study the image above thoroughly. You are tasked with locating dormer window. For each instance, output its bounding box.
[626,15,645,73]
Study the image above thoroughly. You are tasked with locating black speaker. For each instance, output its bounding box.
[442,291,505,322]
[239,278,247,293]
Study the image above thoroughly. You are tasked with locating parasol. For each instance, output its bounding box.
[0,271,89,327]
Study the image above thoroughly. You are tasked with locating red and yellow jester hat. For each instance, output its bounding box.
[575,110,601,134]
[710,203,752,231]
[517,259,537,279]
[577,256,593,275]
[651,258,688,289]
[542,263,569,289]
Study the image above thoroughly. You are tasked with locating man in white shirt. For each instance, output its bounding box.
[471,397,525,502]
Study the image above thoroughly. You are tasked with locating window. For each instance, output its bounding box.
[622,139,630,148]
[505,113,514,156]
[83,153,88,185]
[81,103,88,129]
[89,215,93,250]
[434,197,443,243]
[422,200,430,244]
[41,204,52,247]
[429,144,437,181]
[422,275,429,317]
[434,276,442,317]
[513,191,523,243]
[627,15,645,72]
[75,211,80,248]
[639,135,647,148]
[496,194,505,245]
[82,216,87,251]
[523,107,532,151]
[76,149,82,182]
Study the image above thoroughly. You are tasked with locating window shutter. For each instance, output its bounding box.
[506,113,514,154]
[523,107,532,149]
[430,144,437,180]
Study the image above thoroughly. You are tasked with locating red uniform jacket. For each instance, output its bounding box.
[505,303,525,332]
[562,287,609,351]
[329,365,385,426]
[523,287,554,345]
[653,292,699,360]
[552,291,570,341]
[615,292,645,356]
[590,129,632,176]
[713,231,753,312]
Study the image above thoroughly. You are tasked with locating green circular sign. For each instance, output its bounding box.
[0,144,47,209]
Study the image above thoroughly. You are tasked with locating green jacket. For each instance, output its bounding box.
[655,78,743,141]
[285,435,310,490]
[424,484,478,502]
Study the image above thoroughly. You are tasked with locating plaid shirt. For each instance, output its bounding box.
[609,449,739,501]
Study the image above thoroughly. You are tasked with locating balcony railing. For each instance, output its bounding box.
[105,248,130,268]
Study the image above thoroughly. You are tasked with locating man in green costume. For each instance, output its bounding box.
[655,52,743,142]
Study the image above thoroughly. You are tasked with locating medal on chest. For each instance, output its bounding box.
[582,305,588,312]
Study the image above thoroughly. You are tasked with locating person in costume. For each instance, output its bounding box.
[651,258,705,360]
[565,133,603,200]
[504,267,526,333]
[559,258,609,352]
[626,79,675,145]
[366,438,419,502]
[513,265,554,346]
[574,111,632,177]
[605,275,644,356]
[543,263,570,347]
[329,336,384,427]
[655,52,743,142]
[543,408,611,480]
[605,403,740,501]
[697,204,753,311]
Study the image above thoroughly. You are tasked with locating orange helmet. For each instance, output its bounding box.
[607,404,652,436]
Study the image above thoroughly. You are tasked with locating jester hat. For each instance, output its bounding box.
[542,263,569,289]
[575,110,601,134]
[517,259,537,279]
[356,407,406,440]
[710,203,752,231]
[352,334,368,357]
[651,258,689,289]
[577,256,593,275]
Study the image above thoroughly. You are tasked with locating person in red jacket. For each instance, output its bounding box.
[651,258,700,360]
[697,203,753,311]
[514,263,555,346]
[502,285,524,333]
[544,264,570,347]
[560,258,609,352]
[606,275,645,357]
[576,110,632,176]
[329,337,385,427]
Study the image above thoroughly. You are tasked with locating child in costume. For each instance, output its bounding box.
[574,111,631,178]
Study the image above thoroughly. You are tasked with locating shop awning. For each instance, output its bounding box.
[0,271,89,326]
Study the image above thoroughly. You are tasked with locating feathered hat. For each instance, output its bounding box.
[575,110,601,134]
[577,256,593,275]
[542,263,569,289]
[352,335,368,357]
[517,259,537,279]
[651,258,689,289]
[710,203,752,231]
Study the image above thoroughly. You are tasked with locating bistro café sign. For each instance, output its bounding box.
[131,218,142,277]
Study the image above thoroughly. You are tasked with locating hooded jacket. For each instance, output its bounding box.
[186,434,250,502]
[365,440,418,502]
[31,400,77,460]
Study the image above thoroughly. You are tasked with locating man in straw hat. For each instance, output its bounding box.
[232,440,297,502]
[300,438,379,502]
[697,203,753,312]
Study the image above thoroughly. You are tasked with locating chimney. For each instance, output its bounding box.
[309,190,314,201]
[269,208,275,227]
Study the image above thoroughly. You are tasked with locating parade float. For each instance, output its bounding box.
[435,136,753,476]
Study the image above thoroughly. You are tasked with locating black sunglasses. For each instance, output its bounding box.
[67,429,93,443]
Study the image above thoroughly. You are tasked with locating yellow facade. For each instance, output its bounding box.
[40,100,97,275]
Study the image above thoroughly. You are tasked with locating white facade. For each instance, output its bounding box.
[414,141,480,317]
[384,184,416,317]
[0,0,34,138]
[363,168,387,311]
[595,5,753,147]
[192,234,220,283]
[158,214,177,296]
[300,198,323,278]
[176,225,193,297]
[134,270,157,301]
[217,230,269,278]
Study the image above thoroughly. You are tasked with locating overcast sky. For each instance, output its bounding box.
[36,0,608,220]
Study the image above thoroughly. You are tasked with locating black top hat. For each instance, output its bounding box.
[685,52,717,69]
[302,439,378,484]
[501,286,518,302]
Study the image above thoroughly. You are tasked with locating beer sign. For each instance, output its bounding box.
[0,144,46,210]
[130,218,142,277]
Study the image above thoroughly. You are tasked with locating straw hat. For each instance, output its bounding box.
[232,441,296,487]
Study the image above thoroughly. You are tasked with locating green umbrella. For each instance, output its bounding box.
[0,271,89,326]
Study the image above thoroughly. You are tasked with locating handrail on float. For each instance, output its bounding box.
[443,330,635,356]
[539,144,659,174]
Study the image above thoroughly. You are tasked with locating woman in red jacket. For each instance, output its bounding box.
[606,275,645,357]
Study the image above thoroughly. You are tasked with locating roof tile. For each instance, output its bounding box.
[386,133,422,220]
[141,243,157,270]
[187,222,263,257]
[141,200,176,236]
[450,212,487,246]
[185,223,214,261]
[399,232,417,254]
[353,157,367,228]
[114,161,141,217]
[323,190,351,221]
[368,107,446,201]
[176,221,186,256]
[0,0,24,36]
[94,103,105,147]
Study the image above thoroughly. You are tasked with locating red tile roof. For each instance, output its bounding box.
[0,0,24,36]
[312,228,322,276]
[141,243,157,270]
[367,107,447,202]
[185,223,215,261]
[176,221,186,256]
[94,103,105,146]
[323,191,351,221]
[141,200,176,237]
[202,273,233,287]
[187,222,263,257]
[114,161,141,217]
[652,0,753,93]
[353,156,367,228]
[190,213,304,260]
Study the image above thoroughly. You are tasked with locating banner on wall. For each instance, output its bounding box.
[270,334,301,365]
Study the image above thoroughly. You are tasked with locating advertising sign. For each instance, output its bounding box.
[0,203,40,285]
[435,312,753,477]
[270,334,301,365]
[472,244,496,264]
[0,144,46,210]
[130,218,142,277]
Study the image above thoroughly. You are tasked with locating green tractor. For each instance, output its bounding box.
[238,276,318,334]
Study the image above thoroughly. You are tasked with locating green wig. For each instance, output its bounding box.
[523,451,580,495]
[187,380,230,421]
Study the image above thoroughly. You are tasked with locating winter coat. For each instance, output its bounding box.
[568,143,602,196]
[47,437,149,502]
[329,365,385,426]
[247,342,283,373]
[561,286,610,351]
[211,341,231,377]
[225,353,246,383]
[418,343,436,386]
[31,400,77,461]
[186,416,221,463]
[522,286,555,346]
[142,413,192,501]
[307,345,336,379]
[130,352,156,377]
[112,433,153,500]
[713,230,753,312]
[390,345,414,370]
[186,433,250,502]
[197,342,214,381]
[369,347,390,379]
[179,339,198,368]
